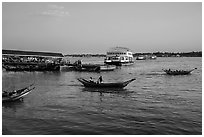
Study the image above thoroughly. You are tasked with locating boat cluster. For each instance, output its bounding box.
[2,47,198,103]
[2,67,197,103]
[61,60,116,72]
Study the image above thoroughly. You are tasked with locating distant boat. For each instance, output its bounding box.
[2,84,35,102]
[99,65,116,71]
[136,54,157,60]
[74,64,100,72]
[60,65,75,71]
[66,60,116,72]
[150,55,157,59]
[136,55,146,60]
[78,78,136,88]
[104,47,134,66]
[163,68,197,75]
[74,64,116,72]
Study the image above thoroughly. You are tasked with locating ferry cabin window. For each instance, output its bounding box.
[110,52,126,55]
[107,57,111,60]
[120,57,125,60]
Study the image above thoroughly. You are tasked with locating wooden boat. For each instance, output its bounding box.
[68,60,116,72]
[2,84,35,102]
[136,55,157,60]
[73,64,116,72]
[163,68,197,75]
[99,65,116,71]
[74,65,100,72]
[60,65,76,71]
[78,78,136,88]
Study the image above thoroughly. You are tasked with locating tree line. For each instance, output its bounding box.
[64,51,202,57]
[134,51,202,57]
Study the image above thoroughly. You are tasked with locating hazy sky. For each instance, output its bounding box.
[2,2,202,54]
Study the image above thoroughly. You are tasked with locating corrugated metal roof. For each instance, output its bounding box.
[2,49,64,57]
[107,47,133,53]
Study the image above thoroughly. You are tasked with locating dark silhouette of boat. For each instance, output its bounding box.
[73,64,116,72]
[2,84,35,102]
[74,65,100,72]
[66,60,116,72]
[163,68,197,75]
[77,78,136,88]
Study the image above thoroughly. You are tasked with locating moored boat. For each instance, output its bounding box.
[74,64,100,72]
[163,68,197,75]
[78,78,136,88]
[60,65,75,71]
[136,55,146,60]
[136,54,157,60]
[99,65,116,71]
[68,60,116,72]
[2,84,35,102]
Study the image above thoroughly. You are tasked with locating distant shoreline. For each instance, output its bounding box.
[65,51,202,57]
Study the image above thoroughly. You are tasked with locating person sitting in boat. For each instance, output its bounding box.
[89,77,95,83]
[97,76,103,84]
[7,90,17,96]
[78,60,82,65]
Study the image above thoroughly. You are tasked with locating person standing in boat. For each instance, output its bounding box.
[97,76,103,84]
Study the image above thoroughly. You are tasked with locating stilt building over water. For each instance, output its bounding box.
[2,49,64,71]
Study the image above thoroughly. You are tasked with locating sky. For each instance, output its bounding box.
[2,2,202,54]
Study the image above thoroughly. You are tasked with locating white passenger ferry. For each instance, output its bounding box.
[104,47,134,66]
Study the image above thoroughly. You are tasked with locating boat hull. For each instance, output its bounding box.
[104,61,134,66]
[100,65,116,71]
[163,68,197,75]
[78,78,135,88]
[164,71,191,75]
[69,64,116,72]
[2,85,35,102]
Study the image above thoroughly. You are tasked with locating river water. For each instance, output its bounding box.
[2,57,202,135]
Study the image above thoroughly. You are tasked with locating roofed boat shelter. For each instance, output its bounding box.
[2,49,64,58]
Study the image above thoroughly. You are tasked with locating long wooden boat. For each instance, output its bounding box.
[163,68,197,75]
[74,65,100,72]
[73,64,116,72]
[78,78,136,88]
[100,65,116,71]
[2,84,35,102]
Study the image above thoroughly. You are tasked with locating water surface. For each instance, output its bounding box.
[2,57,202,135]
